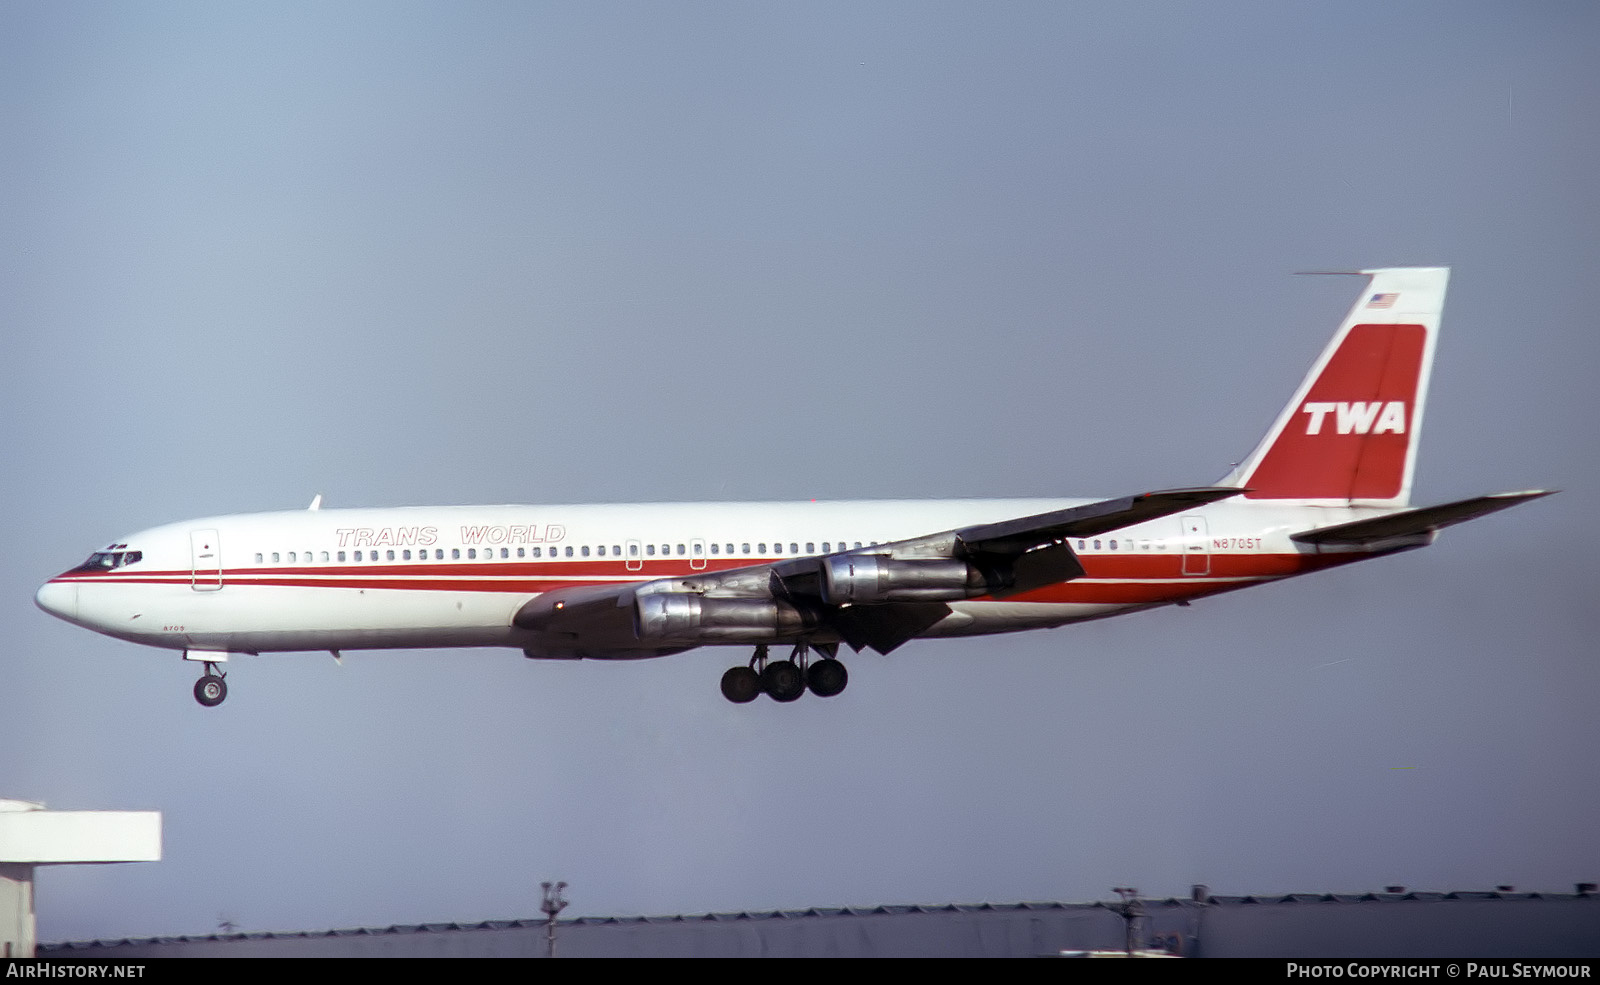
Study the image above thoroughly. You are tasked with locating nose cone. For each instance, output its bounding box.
[35,580,79,622]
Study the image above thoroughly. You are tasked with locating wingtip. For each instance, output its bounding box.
[1493,489,1558,501]
[1139,486,1249,501]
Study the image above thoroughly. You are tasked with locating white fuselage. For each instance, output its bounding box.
[36,497,1393,659]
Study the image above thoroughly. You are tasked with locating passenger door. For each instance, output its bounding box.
[1179,515,1209,576]
[190,529,222,591]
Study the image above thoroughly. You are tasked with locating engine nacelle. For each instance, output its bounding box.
[634,592,816,643]
[819,555,992,604]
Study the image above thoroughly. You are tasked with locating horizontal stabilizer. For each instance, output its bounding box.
[1291,490,1554,546]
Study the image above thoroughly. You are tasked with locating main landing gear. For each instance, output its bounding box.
[719,643,849,704]
[193,662,227,707]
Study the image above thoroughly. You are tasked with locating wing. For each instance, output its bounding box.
[516,487,1243,657]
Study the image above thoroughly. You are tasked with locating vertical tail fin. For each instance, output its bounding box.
[1221,267,1447,506]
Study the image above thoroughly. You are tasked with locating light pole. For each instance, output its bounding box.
[541,881,568,958]
[1111,887,1143,955]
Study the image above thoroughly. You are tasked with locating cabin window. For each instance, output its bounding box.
[710,543,719,554]
[403,550,412,560]
[337,551,346,562]
[565,546,574,557]
[806,542,815,553]
[581,546,590,557]
[692,543,703,556]
[758,543,767,554]
[452,549,461,560]
[255,553,264,564]
[386,550,395,561]
[272,552,280,563]
[742,543,751,554]
[628,544,639,557]
[501,548,509,559]
[647,544,656,556]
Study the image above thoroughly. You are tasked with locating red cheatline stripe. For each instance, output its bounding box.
[53,553,1339,583]
[48,553,1357,602]
[52,554,1348,584]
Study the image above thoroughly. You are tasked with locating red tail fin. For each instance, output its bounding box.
[1223,268,1447,505]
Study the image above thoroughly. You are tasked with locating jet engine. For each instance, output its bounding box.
[633,592,817,643]
[819,555,992,604]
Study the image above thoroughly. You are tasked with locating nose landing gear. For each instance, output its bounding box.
[193,661,227,707]
[719,643,848,704]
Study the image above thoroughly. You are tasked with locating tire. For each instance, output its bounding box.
[720,666,761,704]
[194,674,227,707]
[760,660,805,703]
[807,658,848,698]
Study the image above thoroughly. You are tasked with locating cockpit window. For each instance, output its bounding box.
[69,550,141,573]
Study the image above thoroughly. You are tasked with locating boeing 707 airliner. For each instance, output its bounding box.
[35,267,1550,707]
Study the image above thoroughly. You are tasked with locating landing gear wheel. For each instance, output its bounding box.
[807,658,848,698]
[720,666,761,704]
[194,674,227,707]
[761,660,805,703]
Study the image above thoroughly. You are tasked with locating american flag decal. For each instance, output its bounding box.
[1367,293,1398,309]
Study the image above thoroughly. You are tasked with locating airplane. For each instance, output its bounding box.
[35,267,1550,708]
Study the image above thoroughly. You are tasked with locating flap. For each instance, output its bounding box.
[956,487,1244,556]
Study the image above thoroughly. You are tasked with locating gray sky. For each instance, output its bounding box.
[3,1,1596,941]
